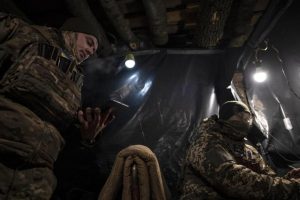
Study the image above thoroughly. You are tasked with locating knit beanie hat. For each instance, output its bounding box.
[219,101,251,120]
[60,17,99,43]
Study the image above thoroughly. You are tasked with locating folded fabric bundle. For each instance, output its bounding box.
[98,145,170,200]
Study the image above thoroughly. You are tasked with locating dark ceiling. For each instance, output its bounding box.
[1,0,270,56]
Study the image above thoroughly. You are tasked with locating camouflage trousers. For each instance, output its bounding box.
[180,178,226,200]
[0,96,64,200]
[0,163,56,200]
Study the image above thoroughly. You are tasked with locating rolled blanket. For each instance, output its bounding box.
[98,145,170,200]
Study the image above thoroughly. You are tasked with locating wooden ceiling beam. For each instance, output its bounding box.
[253,0,270,12]
[127,5,199,28]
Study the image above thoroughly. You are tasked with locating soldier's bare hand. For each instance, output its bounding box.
[78,107,115,143]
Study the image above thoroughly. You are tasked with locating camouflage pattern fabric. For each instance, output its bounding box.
[0,163,56,200]
[0,97,62,200]
[0,13,81,199]
[180,115,300,200]
[0,12,81,132]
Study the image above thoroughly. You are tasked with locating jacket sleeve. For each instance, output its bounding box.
[0,12,24,44]
[0,13,20,78]
[245,144,277,176]
[0,12,34,79]
[187,143,300,200]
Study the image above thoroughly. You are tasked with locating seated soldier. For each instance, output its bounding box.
[0,13,112,199]
[180,101,300,200]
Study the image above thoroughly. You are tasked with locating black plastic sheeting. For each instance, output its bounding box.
[51,1,298,198]
[87,50,221,192]
[52,49,240,199]
[243,1,300,173]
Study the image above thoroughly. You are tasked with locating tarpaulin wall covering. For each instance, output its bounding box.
[54,50,237,199]
[93,51,221,193]
[244,0,300,172]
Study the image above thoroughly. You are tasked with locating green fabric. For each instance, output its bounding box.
[219,101,251,120]
[0,12,81,199]
[0,12,81,132]
[60,17,98,40]
[0,163,56,200]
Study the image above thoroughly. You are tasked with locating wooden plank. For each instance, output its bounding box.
[167,24,179,34]
[117,0,183,14]
[127,6,198,28]
[184,6,198,23]
[164,0,182,9]
[117,0,201,14]
[166,10,182,24]
[253,0,270,12]
[128,16,147,28]
[117,0,144,14]
[186,2,201,9]
[128,11,183,28]
[250,13,263,26]
[167,23,197,34]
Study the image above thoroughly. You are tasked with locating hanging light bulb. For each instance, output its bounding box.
[279,104,293,130]
[253,67,267,83]
[125,53,135,68]
[283,117,293,130]
[252,45,268,83]
[272,92,293,131]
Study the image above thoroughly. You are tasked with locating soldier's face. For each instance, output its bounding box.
[75,33,98,62]
[239,111,253,130]
[228,111,253,134]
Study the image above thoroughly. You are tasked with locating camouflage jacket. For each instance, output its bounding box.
[180,115,300,200]
[0,12,81,132]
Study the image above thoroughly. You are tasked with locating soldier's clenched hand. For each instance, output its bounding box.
[77,107,115,144]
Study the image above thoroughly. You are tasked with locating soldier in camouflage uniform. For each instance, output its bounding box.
[0,13,112,199]
[180,101,300,200]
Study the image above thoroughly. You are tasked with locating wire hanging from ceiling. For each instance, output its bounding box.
[269,41,300,100]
